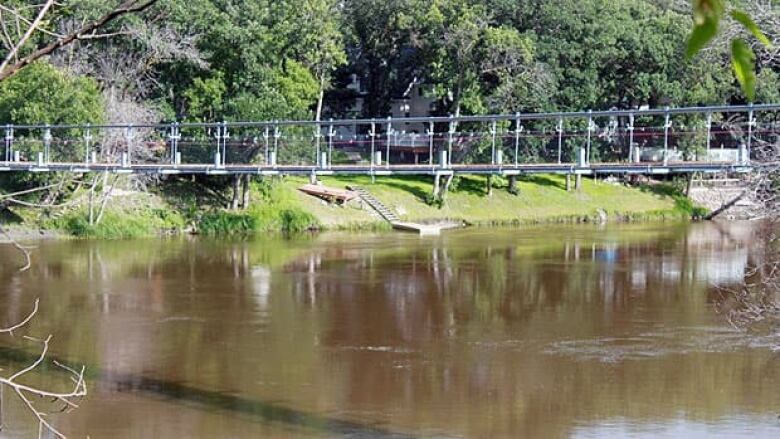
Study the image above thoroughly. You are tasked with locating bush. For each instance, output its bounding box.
[60,211,155,239]
[54,206,185,239]
[198,206,319,235]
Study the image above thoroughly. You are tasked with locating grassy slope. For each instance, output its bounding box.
[286,174,682,227]
[5,174,689,238]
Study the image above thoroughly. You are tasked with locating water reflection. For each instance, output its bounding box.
[0,222,777,438]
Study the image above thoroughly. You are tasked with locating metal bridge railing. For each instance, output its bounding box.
[1,104,777,171]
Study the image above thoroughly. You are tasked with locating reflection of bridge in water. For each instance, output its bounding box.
[2,104,777,176]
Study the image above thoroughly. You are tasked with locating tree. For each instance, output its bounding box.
[0,0,160,82]
[0,61,103,125]
[279,0,346,122]
[342,0,422,117]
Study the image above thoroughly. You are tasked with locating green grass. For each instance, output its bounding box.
[197,179,320,235]
[15,173,701,238]
[198,207,318,235]
[56,207,185,239]
[300,174,689,226]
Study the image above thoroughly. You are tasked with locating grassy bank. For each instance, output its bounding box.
[288,174,698,227]
[3,174,701,238]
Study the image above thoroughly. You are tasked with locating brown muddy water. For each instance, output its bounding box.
[0,222,778,438]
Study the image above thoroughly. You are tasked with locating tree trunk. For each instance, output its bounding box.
[88,174,99,226]
[508,175,518,195]
[230,175,241,210]
[241,175,251,209]
[315,75,325,123]
[95,174,118,225]
[685,172,695,197]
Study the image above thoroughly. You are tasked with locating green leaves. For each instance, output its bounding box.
[731,39,756,102]
[686,0,724,59]
[686,2,773,102]
[730,10,772,48]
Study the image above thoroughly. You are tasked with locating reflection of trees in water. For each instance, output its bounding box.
[715,222,780,335]
[287,225,754,333]
[273,224,774,438]
[0,225,772,438]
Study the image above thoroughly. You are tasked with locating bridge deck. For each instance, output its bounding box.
[0,161,752,176]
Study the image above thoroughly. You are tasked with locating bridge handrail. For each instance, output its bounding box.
[2,103,779,130]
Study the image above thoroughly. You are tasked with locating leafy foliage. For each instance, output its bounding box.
[686,0,773,101]
[0,62,103,125]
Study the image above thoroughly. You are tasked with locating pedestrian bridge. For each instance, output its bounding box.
[2,104,776,177]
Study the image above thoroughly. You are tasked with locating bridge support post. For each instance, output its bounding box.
[565,174,572,191]
[442,174,454,197]
[241,175,251,209]
[320,151,328,169]
[230,175,241,210]
[739,144,749,165]
[439,150,448,169]
[632,147,641,163]
[433,173,441,200]
[309,170,317,185]
[578,147,588,168]
[575,174,583,191]
[486,175,493,197]
[508,175,518,195]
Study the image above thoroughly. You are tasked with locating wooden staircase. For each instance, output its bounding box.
[347,185,399,223]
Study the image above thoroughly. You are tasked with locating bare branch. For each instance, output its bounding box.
[0,0,159,82]
[0,0,56,74]
[0,223,32,272]
[0,302,87,438]
[0,298,38,334]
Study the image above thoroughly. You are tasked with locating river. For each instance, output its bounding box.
[0,222,778,438]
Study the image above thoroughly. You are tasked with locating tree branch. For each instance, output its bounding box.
[0,0,56,75]
[0,0,159,82]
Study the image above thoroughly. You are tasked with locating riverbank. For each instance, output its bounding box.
[1,174,703,239]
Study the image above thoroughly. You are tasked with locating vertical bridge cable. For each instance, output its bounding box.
[83,124,92,165]
[386,117,392,169]
[514,113,522,167]
[263,126,270,166]
[369,120,376,171]
[663,108,671,165]
[328,120,335,169]
[43,125,52,164]
[627,113,634,163]
[427,121,434,168]
[273,124,280,167]
[3,125,12,162]
[556,117,563,164]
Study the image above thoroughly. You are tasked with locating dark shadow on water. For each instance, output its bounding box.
[0,346,415,439]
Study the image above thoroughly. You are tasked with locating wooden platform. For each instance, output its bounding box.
[298,184,358,204]
[391,221,461,236]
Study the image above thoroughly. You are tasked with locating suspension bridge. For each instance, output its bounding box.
[1,104,776,177]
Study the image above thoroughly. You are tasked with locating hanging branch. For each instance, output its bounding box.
[0,223,31,272]
[0,300,87,438]
[0,0,159,82]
